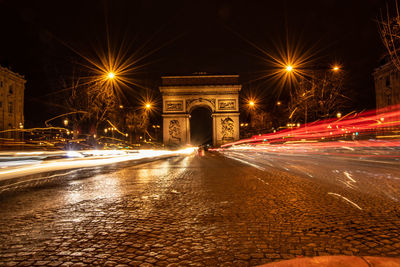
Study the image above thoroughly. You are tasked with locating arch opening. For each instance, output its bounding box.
[190,107,212,146]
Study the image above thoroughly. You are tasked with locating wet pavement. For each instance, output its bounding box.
[0,152,399,266]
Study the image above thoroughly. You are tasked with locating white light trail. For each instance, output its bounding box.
[343,171,356,183]
[0,148,197,181]
[328,192,362,210]
[225,154,266,171]
[256,177,269,185]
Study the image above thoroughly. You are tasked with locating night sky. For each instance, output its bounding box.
[0,0,388,126]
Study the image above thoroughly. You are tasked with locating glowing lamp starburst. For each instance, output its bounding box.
[108,72,115,79]
[286,65,293,72]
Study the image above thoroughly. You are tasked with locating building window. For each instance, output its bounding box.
[8,85,13,94]
[386,76,391,87]
[8,102,13,113]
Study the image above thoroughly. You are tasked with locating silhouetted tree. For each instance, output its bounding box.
[288,70,349,123]
[379,1,400,71]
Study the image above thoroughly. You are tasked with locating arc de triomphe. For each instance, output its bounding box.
[160,74,241,146]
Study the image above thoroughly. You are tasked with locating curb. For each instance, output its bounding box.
[258,256,400,267]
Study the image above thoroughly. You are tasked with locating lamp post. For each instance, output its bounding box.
[246,100,257,132]
[152,125,160,142]
[19,123,24,146]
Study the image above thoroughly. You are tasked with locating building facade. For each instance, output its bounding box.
[160,74,241,146]
[373,57,400,109]
[0,66,26,135]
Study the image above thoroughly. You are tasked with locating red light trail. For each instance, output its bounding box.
[222,104,400,148]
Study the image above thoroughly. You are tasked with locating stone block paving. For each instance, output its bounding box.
[0,154,399,266]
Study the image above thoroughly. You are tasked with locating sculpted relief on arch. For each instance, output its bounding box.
[168,120,181,142]
[221,117,234,141]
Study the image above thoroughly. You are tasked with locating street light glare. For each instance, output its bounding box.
[249,101,255,107]
[108,72,115,79]
[286,65,293,72]
[146,103,151,109]
[332,66,340,72]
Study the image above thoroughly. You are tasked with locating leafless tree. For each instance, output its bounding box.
[288,70,349,123]
[58,70,91,138]
[86,82,120,135]
[379,1,400,71]
[60,70,123,137]
[125,109,149,143]
[250,110,272,131]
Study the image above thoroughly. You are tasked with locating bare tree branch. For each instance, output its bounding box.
[379,1,400,71]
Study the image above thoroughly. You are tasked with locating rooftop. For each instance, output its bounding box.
[0,65,25,80]
[161,74,239,86]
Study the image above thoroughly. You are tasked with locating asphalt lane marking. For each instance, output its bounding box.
[328,192,363,210]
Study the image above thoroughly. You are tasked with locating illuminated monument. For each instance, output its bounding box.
[160,74,241,146]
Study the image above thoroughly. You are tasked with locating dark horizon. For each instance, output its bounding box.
[0,0,389,126]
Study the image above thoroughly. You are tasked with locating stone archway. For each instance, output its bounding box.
[160,74,241,146]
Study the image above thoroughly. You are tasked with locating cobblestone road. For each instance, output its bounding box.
[0,153,399,266]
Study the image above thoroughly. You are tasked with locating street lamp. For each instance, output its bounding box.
[337,112,342,118]
[145,103,151,109]
[285,65,293,72]
[152,125,160,141]
[277,101,281,106]
[332,66,340,72]
[63,119,68,127]
[108,72,115,79]
[249,101,255,107]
